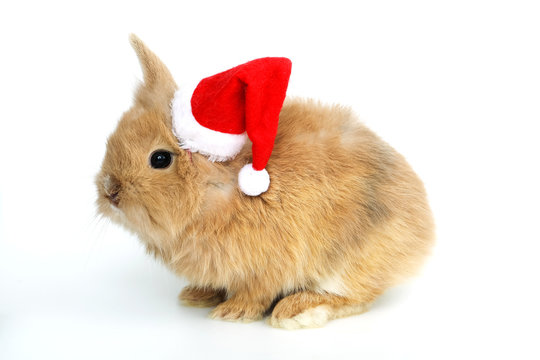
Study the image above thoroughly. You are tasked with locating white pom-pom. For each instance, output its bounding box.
[238,164,270,196]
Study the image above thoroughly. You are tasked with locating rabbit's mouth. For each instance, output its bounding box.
[106,189,120,207]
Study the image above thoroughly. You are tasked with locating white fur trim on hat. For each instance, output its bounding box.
[238,164,270,196]
[171,87,247,162]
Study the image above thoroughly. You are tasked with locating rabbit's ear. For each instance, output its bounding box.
[129,34,177,111]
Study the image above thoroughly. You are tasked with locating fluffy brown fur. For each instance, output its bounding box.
[96,35,435,329]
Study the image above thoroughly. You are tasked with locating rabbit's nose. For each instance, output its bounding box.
[104,174,121,207]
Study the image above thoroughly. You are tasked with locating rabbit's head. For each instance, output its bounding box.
[96,35,206,243]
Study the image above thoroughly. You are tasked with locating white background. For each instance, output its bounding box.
[1,1,539,359]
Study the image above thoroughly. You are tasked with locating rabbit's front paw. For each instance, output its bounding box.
[179,286,226,308]
[209,296,268,322]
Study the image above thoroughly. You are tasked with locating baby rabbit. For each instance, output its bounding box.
[96,35,434,329]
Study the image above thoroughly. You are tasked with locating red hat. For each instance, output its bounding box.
[171,57,292,196]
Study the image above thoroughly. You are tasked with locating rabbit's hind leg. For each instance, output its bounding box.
[268,291,372,329]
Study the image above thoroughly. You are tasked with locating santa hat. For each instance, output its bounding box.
[171,57,292,196]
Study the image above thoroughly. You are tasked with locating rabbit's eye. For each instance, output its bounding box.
[150,150,172,169]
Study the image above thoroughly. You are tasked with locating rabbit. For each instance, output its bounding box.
[95,34,435,329]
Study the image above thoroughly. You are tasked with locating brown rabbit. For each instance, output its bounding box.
[96,35,434,329]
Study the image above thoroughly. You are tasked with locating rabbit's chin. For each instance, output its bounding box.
[97,199,157,241]
[103,205,127,226]
[97,200,135,236]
